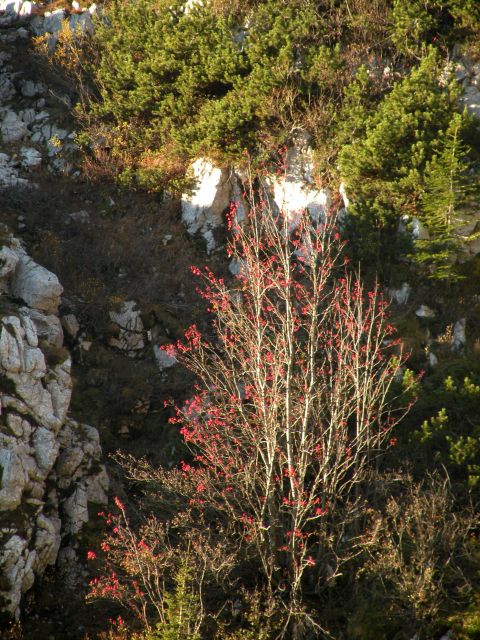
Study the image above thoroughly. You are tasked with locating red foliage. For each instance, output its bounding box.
[89,166,413,629]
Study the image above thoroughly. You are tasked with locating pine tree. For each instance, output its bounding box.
[150,553,202,640]
[415,112,479,280]
[338,49,466,267]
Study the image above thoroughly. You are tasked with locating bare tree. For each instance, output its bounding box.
[161,181,411,629]
[90,173,412,637]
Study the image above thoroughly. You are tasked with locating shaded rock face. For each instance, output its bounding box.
[109,300,145,354]
[0,237,108,620]
[12,247,63,314]
[455,54,480,120]
[0,5,96,180]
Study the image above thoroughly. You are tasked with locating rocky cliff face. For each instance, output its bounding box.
[0,235,108,620]
[0,5,108,621]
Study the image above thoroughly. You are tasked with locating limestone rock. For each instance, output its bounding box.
[20,79,47,98]
[0,535,28,618]
[229,258,243,276]
[0,246,19,291]
[109,300,145,353]
[0,240,108,620]
[46,359,72,423]
[181,141,332,254]
[462,84,480,118]
[16,310,36,348]
[56,446,84,479]
[42,9,66,35]
[389,282,411,305]
[181,158,233,253]
[411,217,430,241]
[56,420,109,504]
[33,427,59,472]
[34,513,61,569]
[12,253,63,313]
[184,0,204,12]
[451,318,466,351]
[62,485,88,535]
[428,351,438,368]
[1,111,29,143]
[0,154,28,189]
[68,10,94,35]
[270,135,331,229]
[67,209,90,225]
[154,344,177,370]
[0,315,25,373]
[22,307,63,348]
[0,442,27,509]
[416,304,436,319]
[0,73,15,101]
[86,467,109,505]
[0,1,23,15]
[61,313,80,339]
[20,147,42,169]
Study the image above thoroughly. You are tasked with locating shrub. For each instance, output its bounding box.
[355,473,480,638]
[412,372,480,490]
[89,167,412,636]
[61,0,394,189]
[83,0,334,186]
[391,0,480,56]
[143,552,202,640]
[413,112,480,280]
[449,593,480,639]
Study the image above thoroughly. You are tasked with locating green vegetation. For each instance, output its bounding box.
[391,0,480,56]
[52,0,479,270]
[411,370,480,489]
[415,112,480,279]
[83,0,346,186]
[338,51,480,268]
[146,556,201,640]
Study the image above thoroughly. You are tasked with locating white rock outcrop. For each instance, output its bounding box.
[181,159,234,253]
[61,313,80,340]
[12,250,63,313]
[22,307,64,348]
[0,17,79,179]
[20,146,42,169]
[1,1,98,39]
[181,137,333,252]
[0,152,29,189]
[109,300,146,354]
[389,282,412,305]
[1,110,29,143]
[0,237,108,620]
[181,127,344,255]
[270,131,331,230]
[454,55,480,119]
[451,318,466,351]
[416,304,436,319]
[154,344,177,370]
